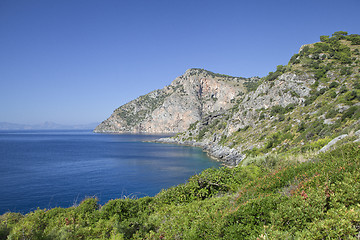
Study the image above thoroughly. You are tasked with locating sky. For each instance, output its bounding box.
[0,0,359,125]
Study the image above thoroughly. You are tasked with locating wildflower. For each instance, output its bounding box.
[301,190,308,200]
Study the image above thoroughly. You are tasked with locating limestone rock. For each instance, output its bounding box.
[94,69,258,133]
[319,134,348,153]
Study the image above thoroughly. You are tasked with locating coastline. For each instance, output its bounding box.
[153,137,245,167]
[94,131,245,167]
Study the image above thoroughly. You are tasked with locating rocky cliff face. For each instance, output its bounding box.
[94,69,259,133]
[167,36,360,165]
[96,33,360,166]
[161,72,316,166]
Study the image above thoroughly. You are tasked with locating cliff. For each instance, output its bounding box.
[161,34,360,166]
[94,69,259,133]
[96,32,360,167]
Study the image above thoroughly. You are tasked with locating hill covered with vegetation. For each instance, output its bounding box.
[171,31,360,163]
[1,31,360,239]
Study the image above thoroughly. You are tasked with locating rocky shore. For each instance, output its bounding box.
[154,137,245,167]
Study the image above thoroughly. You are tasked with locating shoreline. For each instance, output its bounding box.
[94,131,245,167]
[152,137,245,167]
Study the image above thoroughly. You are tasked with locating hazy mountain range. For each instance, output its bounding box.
[0,121,100,130]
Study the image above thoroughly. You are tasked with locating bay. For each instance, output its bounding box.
[0,130,221,214]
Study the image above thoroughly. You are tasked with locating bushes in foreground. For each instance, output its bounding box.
[1,143,360,239]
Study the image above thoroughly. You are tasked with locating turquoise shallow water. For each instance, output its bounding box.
[0,130,220,214]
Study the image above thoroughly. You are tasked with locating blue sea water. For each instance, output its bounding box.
[0,130,221,214]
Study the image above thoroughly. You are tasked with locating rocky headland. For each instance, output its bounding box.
[96,34,360,167]
[94,69,259,133]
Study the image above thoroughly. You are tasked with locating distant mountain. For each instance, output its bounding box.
[0,122,99,130]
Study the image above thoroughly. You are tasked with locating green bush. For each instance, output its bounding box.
[329,81,339,89]
[325,109,338,119]
[320,35,330,42]
[339,85,348,94]
[278,114,285,122]
[328,89,337,98]
[289,54,300,64]
[270,105,285,116]
[341,106,360,121]
[353,80,360,89]
[347,91,357,101]
[346,34,360,45]
[0,212,23,239]
[297,121,306,132]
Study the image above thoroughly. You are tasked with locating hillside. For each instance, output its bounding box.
[161,31,360,166]
[2,32,360,239]
[94,69,259,133]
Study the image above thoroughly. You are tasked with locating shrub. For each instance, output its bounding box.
[259,112,265,120]
[329,81,339,89]
[314,69,327,80]
[325,109,338,119]
[341,106,360,121]
[343,90,358,102]
[339,85,348,94]
[197,127,208,140]
[346,34,360,45]
[297,122,306,132]
[155,166,262,205]
[289,54,300,64]
[353,80,360,89]
[222,194,282,239]
[0,212,23,239]
[328,89,337,98]
[320,35,330,42]
[285,103,296,111]
[278,114,285,122]
[266,71,281,81]
[265,132,282,149]
[340,67,352,76]
[270,105,285,116]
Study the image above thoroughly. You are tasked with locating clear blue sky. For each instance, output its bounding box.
[1,0,359,125]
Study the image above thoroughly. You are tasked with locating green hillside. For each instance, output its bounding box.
[174,31,360,159]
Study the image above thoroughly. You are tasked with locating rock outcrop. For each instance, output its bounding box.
[94,69,258,133]
[319,134,348,153]
[226,72,314,135]
[155,137,245,167]
[166,72,316,165]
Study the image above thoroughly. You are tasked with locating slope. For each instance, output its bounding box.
[167,31,360,165]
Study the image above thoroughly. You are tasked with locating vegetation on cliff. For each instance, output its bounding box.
[2,32,360,239]
[174,31,360,160]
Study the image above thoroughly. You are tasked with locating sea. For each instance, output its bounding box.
[0,130,221,214]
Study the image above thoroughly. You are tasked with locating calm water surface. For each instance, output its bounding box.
[0,130,220,214]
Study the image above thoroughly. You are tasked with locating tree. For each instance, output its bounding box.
[332,31,348,40]
[320,35,329,42]
[346,34,360,45]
